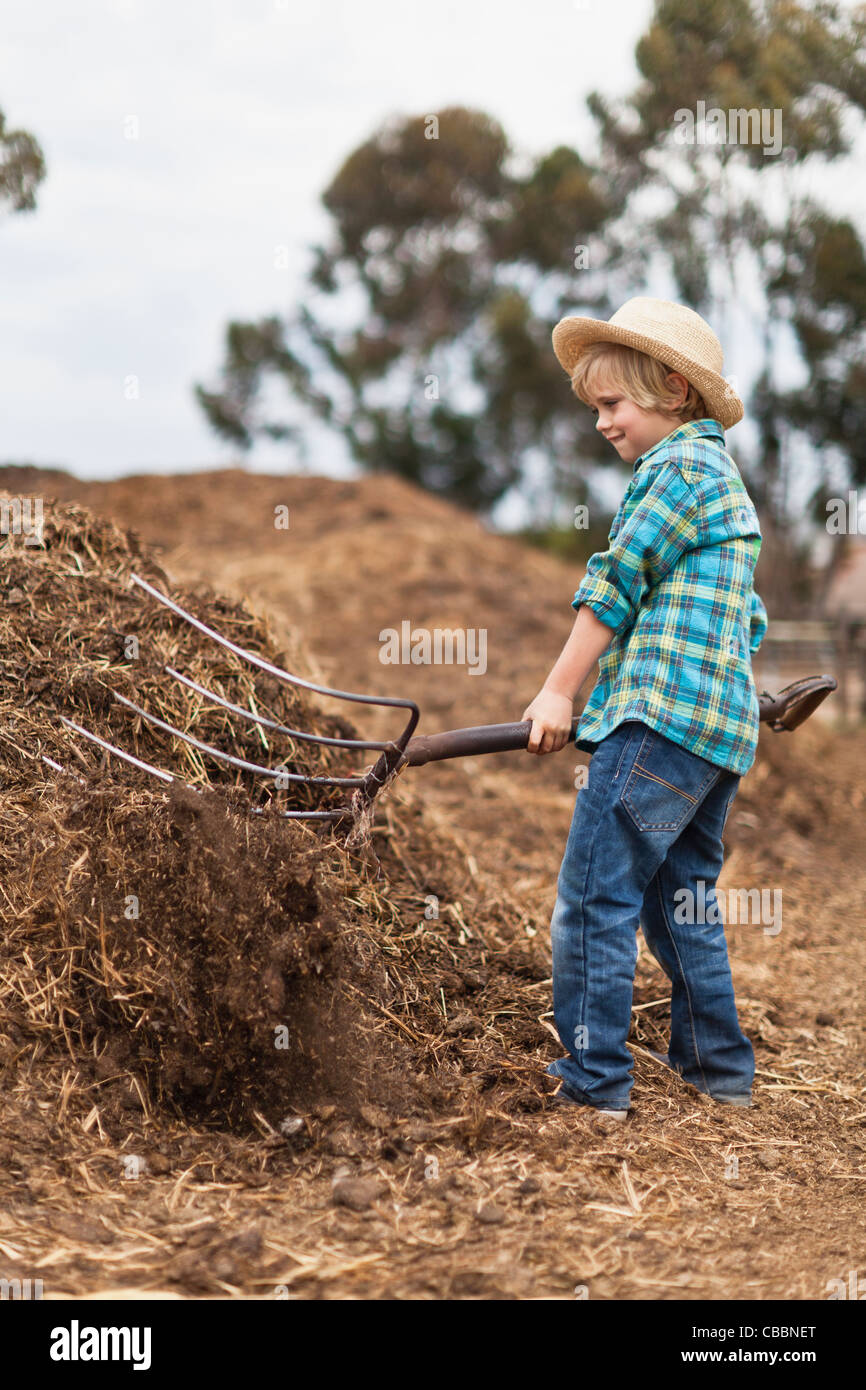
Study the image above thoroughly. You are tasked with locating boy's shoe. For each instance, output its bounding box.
[647,1048,672,1067]
[546,1066,629,1120]
[645,1048,752,1106]
[550,1091,629,1121]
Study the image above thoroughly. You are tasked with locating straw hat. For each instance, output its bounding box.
[551,296,743,429]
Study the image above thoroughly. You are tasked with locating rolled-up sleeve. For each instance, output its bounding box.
[748,587,768,653]
[572,464,699,634]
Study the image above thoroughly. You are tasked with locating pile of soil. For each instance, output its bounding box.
[0,499,534,1131]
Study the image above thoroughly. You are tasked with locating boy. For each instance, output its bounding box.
[522,297,767,1121]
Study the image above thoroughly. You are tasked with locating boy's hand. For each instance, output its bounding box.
[521,689,574,754]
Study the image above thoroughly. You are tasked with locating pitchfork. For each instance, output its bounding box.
[54,574,837,830]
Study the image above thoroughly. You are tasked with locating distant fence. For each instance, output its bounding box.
[754,618,866,721]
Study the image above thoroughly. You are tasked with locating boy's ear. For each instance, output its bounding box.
[666,371,690,408]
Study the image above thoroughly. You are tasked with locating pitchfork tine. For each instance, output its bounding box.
[164,666,397,752]
[130,573,420,755]
[111,690,364,786]
[60,715,175,782]
[56,717,351,821]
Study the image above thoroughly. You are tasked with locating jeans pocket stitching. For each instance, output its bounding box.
[622,765,720,832]
[622,777,693,832]
[631,764,699,803]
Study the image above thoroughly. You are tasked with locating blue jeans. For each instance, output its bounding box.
[547,720,754,1110]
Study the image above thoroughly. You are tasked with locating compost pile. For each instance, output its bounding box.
[0,498,516,1130]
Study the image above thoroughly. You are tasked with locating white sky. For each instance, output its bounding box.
[1,0,864,513]
[0,0,652,481]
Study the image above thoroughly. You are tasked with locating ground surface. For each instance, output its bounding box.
[0,463,863,1301]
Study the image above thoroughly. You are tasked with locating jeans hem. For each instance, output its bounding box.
[547,1064,631,1110]
[654,1055,753,1101]
[557,1092,632,1112]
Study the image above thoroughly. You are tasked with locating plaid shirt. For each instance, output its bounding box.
[572,417,768,775]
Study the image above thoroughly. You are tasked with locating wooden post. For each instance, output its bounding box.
[836,615,850,724]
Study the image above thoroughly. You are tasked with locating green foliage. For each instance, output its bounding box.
[518,515,616,566]
[196,106,615,512]
[0,105,45,214]
[195,2,866,548]
[588,0,866,541]
[598,0,854,171]
[768,210,866,487]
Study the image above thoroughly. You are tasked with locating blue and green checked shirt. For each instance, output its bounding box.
[572,418,768,775]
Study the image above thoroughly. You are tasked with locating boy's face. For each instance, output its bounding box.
[587,373,691,465]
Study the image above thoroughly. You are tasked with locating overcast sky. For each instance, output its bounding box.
[3,0,864,518]
[0,0,653,483]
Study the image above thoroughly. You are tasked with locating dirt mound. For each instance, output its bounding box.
[1,497,532,1130]
[0,464,589,748]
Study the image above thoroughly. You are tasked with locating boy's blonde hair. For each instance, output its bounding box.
[570,342,707,422]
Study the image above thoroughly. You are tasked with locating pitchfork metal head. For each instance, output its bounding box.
[53,576,838,831]
[57,573,419,827]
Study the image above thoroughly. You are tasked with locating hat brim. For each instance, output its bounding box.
[552,316,744,430]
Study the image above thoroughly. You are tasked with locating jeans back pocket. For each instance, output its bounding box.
[621,728,721,832]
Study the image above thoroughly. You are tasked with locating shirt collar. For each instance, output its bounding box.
[633,417,725,474]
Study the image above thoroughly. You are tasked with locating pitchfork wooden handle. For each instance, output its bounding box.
[402,676,837,767]
[405,717,581,766]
